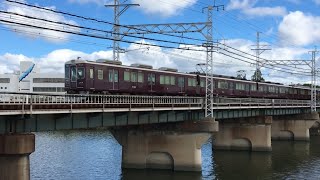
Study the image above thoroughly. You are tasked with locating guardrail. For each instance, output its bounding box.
[0,92,314,115]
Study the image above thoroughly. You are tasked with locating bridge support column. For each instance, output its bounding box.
[213,116,272,152]
[111,119,218,171]
[272,113,319,141]
[0,133,35,180]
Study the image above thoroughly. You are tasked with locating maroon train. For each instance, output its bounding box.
[65,59,313,100]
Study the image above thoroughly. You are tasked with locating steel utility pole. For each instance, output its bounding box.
[262,46,318,112]
[203,1,224,118]
[310,47,319,112]
[105,0,139,61]
[251,32,271,82]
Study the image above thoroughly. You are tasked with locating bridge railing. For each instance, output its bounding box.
[0,92,204,106]
[0,92,314,113]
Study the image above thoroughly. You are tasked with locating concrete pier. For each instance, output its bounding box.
[0,133,35,180]
[111,119,218,171]
[213,116,272,152]
[272,113,319,141]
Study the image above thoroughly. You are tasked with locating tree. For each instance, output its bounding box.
[236,70,247,80]
[251,69,265,82]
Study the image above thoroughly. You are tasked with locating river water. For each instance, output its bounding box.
[30,130,320,180]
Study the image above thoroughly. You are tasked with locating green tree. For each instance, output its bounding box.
[251,69,265,82]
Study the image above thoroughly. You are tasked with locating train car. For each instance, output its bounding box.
[65,59,313,100]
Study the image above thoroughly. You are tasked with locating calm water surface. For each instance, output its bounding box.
[30,130,320,180]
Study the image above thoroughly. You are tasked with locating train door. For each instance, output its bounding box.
[88,66,95,90]
[70,65,77,89]
[178,77,185,93]
[148,73,155,93]
[109,69,119,90]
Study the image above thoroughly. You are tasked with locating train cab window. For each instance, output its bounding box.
[98,70,103,80]
[71,66,77,81]
[138,72,144,83]
[65,66,70,79]
[178,77,185,87]
[170,76,175,85]
[131,72,137,82]
[77,67,85,79]
[124,71,130,81]
[89,68,94,79]
[109,70,118,82]
[148,74,155,85]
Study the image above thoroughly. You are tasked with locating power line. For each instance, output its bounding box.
[0,10,207,48]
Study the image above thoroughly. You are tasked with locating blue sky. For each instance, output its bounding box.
[1,0,320,84]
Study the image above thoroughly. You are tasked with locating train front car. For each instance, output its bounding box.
[65,59,87,94]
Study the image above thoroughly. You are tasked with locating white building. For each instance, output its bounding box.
[0,61,65,94]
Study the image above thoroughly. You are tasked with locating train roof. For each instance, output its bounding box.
[65,59,311,90]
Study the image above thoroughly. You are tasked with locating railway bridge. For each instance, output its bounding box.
[0,92,319,179]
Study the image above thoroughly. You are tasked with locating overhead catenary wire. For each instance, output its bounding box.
[2,0,316,77]
[0,16,313,76]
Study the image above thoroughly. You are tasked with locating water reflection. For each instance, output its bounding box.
[30,131,320,180]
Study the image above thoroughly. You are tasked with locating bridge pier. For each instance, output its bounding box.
[0,133,35,180]
[272,113,319,141]
[213,116,272,152]
[111,119,217,171]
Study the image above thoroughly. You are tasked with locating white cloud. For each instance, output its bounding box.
[314,0,320,5]
[131,0,197,17]
[227,0,287,17]
[0,1,79,42]
[0,39,315,85]
[278,11,320,46]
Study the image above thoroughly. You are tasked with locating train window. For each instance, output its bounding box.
[65,66,70,79]
[98,70,103,80]
[89,69,94,79]
[148,74,155,85]
[188,78,196,87]
[250,85,256,91]
[170,76,175,85]
[259,86,264,92]
[71,66,77,81]
[235,83,245,90]
[218,81,228,89]
[178,77,185,87]
[293,89,298,94]
[131,72,137,82]
[165,76,170,85]
[124,71,130,81]
[268,86,275,93]
[280,88,285,94]
[160,75,165,84]
[77,67,85,79]
[200,80,205,87]
[109,70,118,82]
[245,84,250,91]
[138,72,144,83]
[114,70,118,82]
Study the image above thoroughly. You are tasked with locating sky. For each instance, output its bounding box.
[0,0,320,85]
